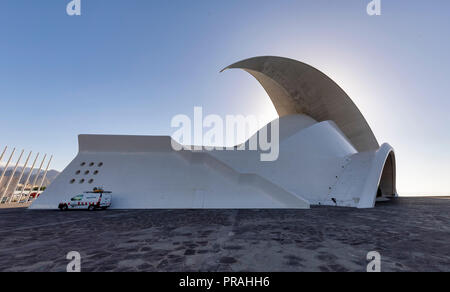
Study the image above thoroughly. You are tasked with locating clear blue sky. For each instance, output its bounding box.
[1,0,449,195]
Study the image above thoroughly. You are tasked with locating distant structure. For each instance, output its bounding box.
[31,56,397,210]
[0,146,53,205]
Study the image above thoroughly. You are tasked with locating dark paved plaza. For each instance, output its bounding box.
[0,197,449,272]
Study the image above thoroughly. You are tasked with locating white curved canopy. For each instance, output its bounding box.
[222,56,379,152]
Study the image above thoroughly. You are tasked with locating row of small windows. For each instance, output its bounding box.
[76,162,103,175]
[80,162,103,167]
[70,162,103,184]
[75,170,99,175]
[70,178,94,184]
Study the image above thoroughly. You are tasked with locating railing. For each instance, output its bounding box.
[0,146,53,205]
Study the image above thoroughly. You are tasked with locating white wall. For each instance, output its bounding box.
[31,115,393,210]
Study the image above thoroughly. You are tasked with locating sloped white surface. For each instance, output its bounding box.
[31,115,395,210]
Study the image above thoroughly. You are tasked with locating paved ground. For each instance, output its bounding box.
[0,202,31,209]
[0,197,448,272]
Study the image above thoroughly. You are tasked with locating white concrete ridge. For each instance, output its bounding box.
[30,56,397,210]
[222,56,379,152]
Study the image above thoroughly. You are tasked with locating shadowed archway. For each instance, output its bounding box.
[378,151,397,198]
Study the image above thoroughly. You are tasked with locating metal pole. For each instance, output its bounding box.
[0,149,24,203]
[0,148,16,196]
[0,146,7,162]
[23,154,46,203]
[36,155,52,199]
[8,151,32,204]
[18,153,39,204]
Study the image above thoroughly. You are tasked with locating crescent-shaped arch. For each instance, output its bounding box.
[221,56,379,152]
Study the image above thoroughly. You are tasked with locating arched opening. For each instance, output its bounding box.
[376,151,397,203]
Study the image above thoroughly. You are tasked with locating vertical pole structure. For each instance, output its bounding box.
[8,151,32,204]
[0,146,7,162]
[36,155,53,199]
[18,153,39,203]
[0,149,24,203]
[0,148,16,198]
[0,145,6,191]
[23,154,46,203]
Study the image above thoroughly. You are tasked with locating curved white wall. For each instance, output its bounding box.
[31,114,395,210]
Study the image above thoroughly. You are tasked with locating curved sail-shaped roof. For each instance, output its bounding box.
[221,56,379,152]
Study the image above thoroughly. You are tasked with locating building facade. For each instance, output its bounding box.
[31,56,397,210]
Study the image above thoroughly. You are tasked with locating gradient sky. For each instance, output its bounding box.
[1,0,449,195]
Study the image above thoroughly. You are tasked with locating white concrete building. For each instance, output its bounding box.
[30,56,397,210]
